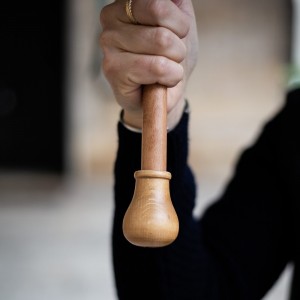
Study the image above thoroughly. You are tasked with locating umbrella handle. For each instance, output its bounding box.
[122,84,179,247]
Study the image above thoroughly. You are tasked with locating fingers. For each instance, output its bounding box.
[100,0,187,90]
[102,51,184,94]
[100,24,187,63]
[99,0,195,126]
[101,0,190,39]
[126,0,190,38]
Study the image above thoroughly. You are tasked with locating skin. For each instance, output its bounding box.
[99,0,199,130]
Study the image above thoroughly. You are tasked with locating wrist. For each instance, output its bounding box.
[123,110,143,130]
[167,97,187,131]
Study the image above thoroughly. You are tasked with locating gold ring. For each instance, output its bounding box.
[125,0,139,24]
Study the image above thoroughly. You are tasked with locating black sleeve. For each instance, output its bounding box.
[112,89,299,300]
[113,112,225,300]
[201,88,299,299]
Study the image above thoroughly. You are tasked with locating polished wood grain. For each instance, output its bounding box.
[122,84,179,247]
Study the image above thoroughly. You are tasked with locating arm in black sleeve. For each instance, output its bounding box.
[113,111,227,299]
[112,89,299,300]
[201,89,299,299]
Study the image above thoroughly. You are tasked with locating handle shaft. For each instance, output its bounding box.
[141,84,167,171]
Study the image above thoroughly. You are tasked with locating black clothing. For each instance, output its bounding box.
[113,88,300,299]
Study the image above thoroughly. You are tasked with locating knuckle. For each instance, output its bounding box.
[168,65,183,87]
[99,30,112,49]
[99,5,109,27]
[146,0,166,21]
[153,27,173,51]
[101,54,116,79]
[177,42,187,63]
[168,64,184,87]
[178,19,190,39]
[176,64,184,81]
[150,56,168,78]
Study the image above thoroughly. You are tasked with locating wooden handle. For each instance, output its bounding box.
[122,84,179,248]
[142,84,167,171]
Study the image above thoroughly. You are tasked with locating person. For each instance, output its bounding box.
[99,0,300,299]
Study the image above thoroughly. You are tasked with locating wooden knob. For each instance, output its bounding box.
[123,170,178,247]
[122,84,179,247]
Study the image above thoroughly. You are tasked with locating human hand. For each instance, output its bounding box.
[100,0,198,129]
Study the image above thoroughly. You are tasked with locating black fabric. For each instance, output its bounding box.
[113,88,300,299]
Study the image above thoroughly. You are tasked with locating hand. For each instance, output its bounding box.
[100,0,198,129]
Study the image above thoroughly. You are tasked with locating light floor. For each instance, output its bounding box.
[0,174,116,300]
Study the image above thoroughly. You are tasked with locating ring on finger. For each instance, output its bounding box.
[125,0,139,24]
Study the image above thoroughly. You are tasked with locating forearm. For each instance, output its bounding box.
[201,89,299,299]
[113,111,227,299]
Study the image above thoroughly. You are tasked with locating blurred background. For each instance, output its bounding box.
[0,0,295,299]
